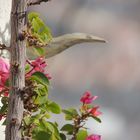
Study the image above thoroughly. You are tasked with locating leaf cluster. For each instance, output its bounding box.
[22,71,62,139]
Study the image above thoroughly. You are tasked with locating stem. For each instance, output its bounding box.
[5,0,27,140]
[27,0,50,6]
[25,67,34,76]
[0,44,10,51]
[71,113,89,140]
[72,117,81,140]
[26,59,33,66]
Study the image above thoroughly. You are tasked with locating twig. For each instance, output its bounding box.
[27,0,50,6]
[26,59,34,67]
[0,44,10,51]
[71,112,91,140]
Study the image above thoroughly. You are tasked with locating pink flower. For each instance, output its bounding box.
[26,57,47,74]
[26,57,52,80]
[0,57,10,86]
[80,91,98,104]
[86,134,101,140]
[31,57,47,73]
[89,106,102,117]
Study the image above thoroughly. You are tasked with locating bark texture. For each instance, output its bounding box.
[5,0,27,140]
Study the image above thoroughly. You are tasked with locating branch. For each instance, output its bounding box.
[27,33,106,59]
[5,0,27,139]
[0,43,10,51]
[27,0,50,6]
[45,33,106,58]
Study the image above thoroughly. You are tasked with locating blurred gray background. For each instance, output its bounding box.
[29,0,140,140]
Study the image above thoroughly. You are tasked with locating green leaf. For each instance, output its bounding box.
[25,64,30,72]
[61,124,74,133]
[34,83,48,99]
[31,71,50,86]
[48,122,61,140]
[37,84,48,96]
[28,12,52,44]
[33,119,61,140]
[44,113,51,119]
[40,120,55,133]
[28,12,39,22]
[30,114,41,124]
[32,18,41,33]
[76,129,88,140]
[1,97,8,105]
[5,79,9,87]
[47,102,61,114]
[49,134,57,140]
[39,120,61,140]
[60,133,66,140]
[0,104,7,114]
[45,121,55,133]
[90,116,102,123]
[33,47,46,56]
[23,116,31,126]
[34,94,48,105]
[54,122,58,127]
[62,108,78,120]
[63,108,78,116]
[64,114,73,120]
[35,17,45,28]
[40,104,48,114]
[33,131,51,140]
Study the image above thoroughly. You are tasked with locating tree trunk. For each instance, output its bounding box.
[5,0,27,140]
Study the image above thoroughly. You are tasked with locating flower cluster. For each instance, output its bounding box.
[0,57,51,121]
[0,56,103,140]
[0,57,51,98]
[80,91,102,140]
[80,91,102,117]
[80,91,98,104]
[26,57,51,79]
[61,91,102,140]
